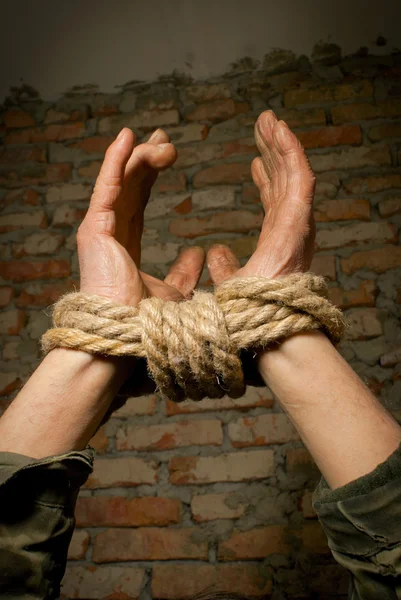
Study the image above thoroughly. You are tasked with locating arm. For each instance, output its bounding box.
[0,127,205,600]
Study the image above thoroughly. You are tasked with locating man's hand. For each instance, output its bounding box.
[207,110,316,284]
[78,127,205,306]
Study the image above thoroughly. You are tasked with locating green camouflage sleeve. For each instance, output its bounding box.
[0,448,94,600]
[313,442,401,599]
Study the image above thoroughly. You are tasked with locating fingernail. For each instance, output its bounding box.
[149,129,160,142]
[275,121,292,151]
[156,143,170,149]
[116,128,127,141]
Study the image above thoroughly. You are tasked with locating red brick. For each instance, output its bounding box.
[242,181,260,204]
[0,210,47,232]
[222,137,258,158]
[5,122,86,144]
[4,109,36,128]
[331,99,401,124]
[185,99,249,123]
[0,309,25,335]
[314,198,370,222]
[191,492,245,522]
[0,259,70,281]
[345,308,383,340]
[89,426,109,453]
[68,135,115,154]
[76,496,181,527]
[300,491,317,519]
[44,107,88,124]
[316,222,396,250]
[309,145,391,173]
[3,188,41,206]
[297,125,362,149]
[343,174,401,195]
[193,163,252,187]
[369,123,401,142]
[151,564,272,599]
[52,204,87,226]
[0,372,21,396]
[310,254,336,280]
[380,348,401,368]
[218,525,289,560]
[92,527,207,562]
[116,419,223,451]
[228,413,299,447]
[12,232,64,257]
[328,280,377,309]
[61,565,145,600]
[15,279,78,307]
[169,210,262,238]
[85,457,158,488]
[77,161,102,179]
[0,146,46,163]
[378,196,401,217]
[276,107,326,128]
[152,171,187,194]
[341,246,401,274]
[284,80,373,108]
[169,450,274,484]
[112,394,157,417]
[286,448,318,477]
[166,386,273,415]
[67,530,90,560]
[0,163,72,186]
[0,286,14,307]
[186,83,231,103]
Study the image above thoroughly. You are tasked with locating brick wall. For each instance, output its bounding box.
[1,45,401,598]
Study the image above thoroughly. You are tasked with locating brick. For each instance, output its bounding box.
[52,204,87,226]
[0,372,21,396]
[242,181,260,204]
[286,448,318,477]
[191,492,245,522]
[145,192,192,219]
[152,171,187,194]
[4,108,36,128]
[85,457,158,488]
[61,566,145,600]
[218,525,288,560]
[169,210,262,238]
[89,426,109,453]
[369,123,401,142]
[3,341,19,361]
[67,529,90,560]
[68,135,115,154]
[345,308,383,340]
[5,122,86,144]
[192,187,237,211]
[229,413,299,447]
[12,233,64,257]
[380,347,401,367]
[300,491,317,519]
[315,173,340,198]
[284,80,373,108]
[76,496,181,527]
[186,83,231,103]
[328,280,377,309]
[174,143,223,169]
[315,222,396,249]
[46,182,92,203]
[185,99,249,123]
[0,259,70,282]
[0,286,13,308]
[93,527,207,562]
[3,188,40,206]
[276,107,326,128]
[152,564,272,599]
[98,110,180,134]
[169,449,274,484]
[197,235,259,259]
[112,394,157,417]
[310,254,336,280]
[378,196,401,217]
[341,245,401,274]
[221,137,258,158]
[297,125,362,149]
[15,279,77,307]
[193,163,252,187]
[0,210,46,232]
[141,242,183,264]
[0,163,72,186]
[296,521,330,555]
[331,99,401,124]
[0,145,46,163]
[77,161,101,179]
[166,386,273,415]
[164,123,209,144]
[0,310,25,335]
[309,145,391,173]
[44,107,88,124]
[116,419,223,451]
[314,198,370,222]
[343,174,401,194]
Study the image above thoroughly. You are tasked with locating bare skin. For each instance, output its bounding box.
[0,111,400,490]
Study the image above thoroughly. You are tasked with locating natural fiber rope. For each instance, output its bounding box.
[41,273,345,402]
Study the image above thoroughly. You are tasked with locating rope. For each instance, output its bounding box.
[41,273,345,402]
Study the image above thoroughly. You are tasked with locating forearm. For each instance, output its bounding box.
[258,331,401,489]
[0,348,130,458]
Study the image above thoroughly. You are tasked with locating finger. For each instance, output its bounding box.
[207,244,240,286]
[90,128,136,211]
[272,120,316,205]
[254,111,287,208]
[164,246,206,298]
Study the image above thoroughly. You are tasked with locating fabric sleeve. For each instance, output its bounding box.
[0,448,94,600]
[313,441,401,599]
